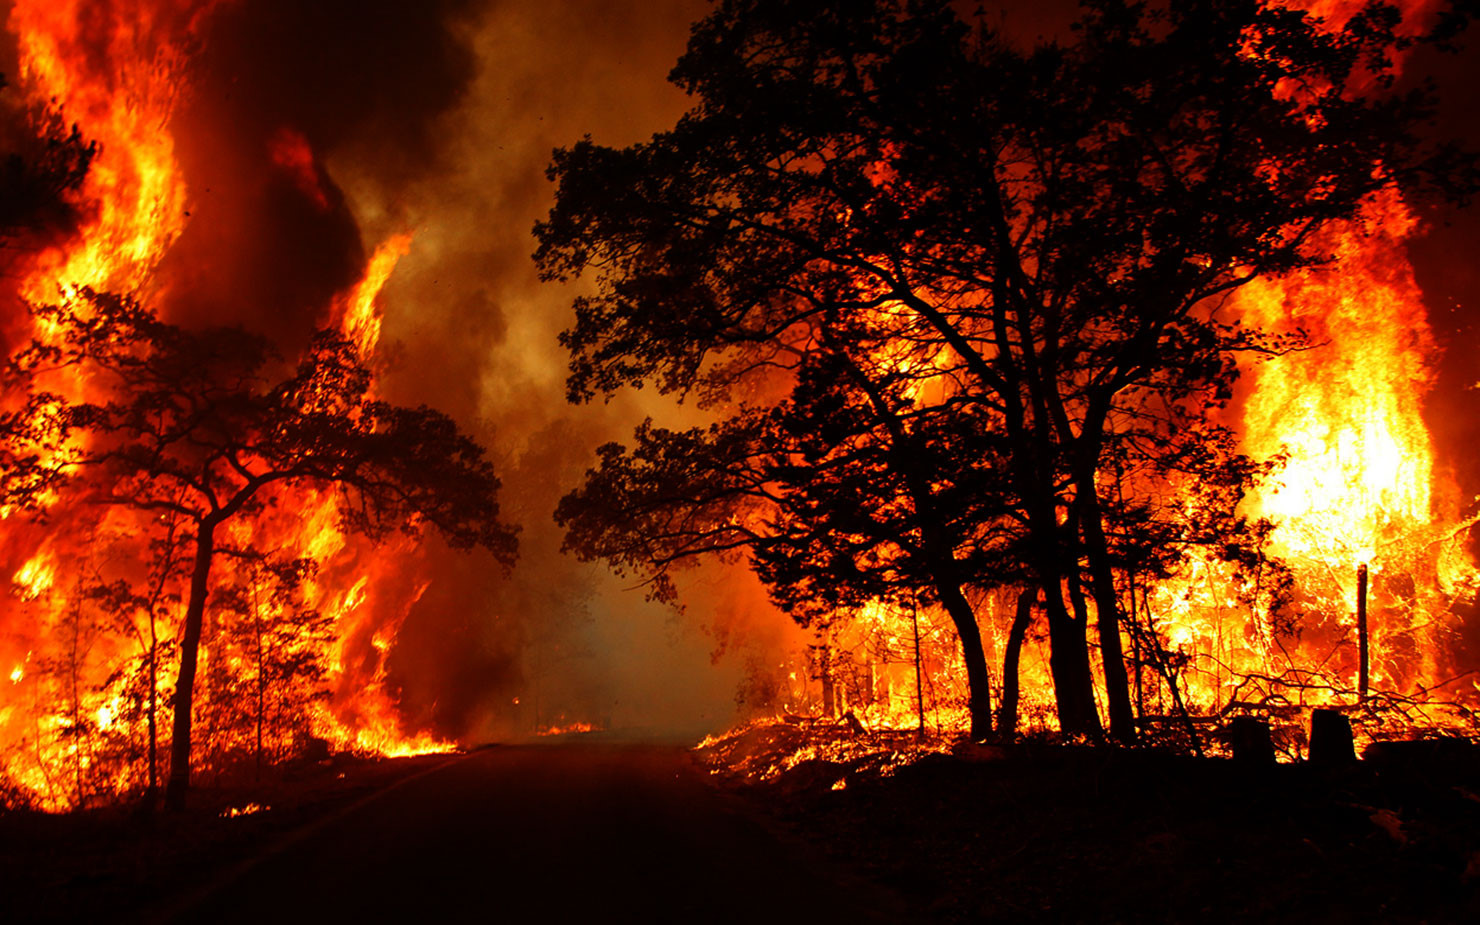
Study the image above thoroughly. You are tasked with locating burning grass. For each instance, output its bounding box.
[696,716,955,792]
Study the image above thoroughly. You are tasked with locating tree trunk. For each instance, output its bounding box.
[147,615,158,800]
[1022,489,1102,738]
[910,598,926,739]
[820,647,836,718]
[1075,478,1136,743]
[934,580,993,741]
[1044,579,1102,738]
[253,572,264,783]
[997,588,1035,737]
[1357,563,1370,705]
[165,519,215,810]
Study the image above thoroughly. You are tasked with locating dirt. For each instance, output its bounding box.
[698,723,1480,923]
[0,752,455,923]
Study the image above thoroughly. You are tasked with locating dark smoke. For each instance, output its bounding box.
[155,0,764,742]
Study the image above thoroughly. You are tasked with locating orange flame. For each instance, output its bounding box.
[0,5,453,810]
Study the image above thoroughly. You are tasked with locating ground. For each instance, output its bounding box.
[697,721,1480,922]
[2,741,907,923]
[5,729,1480,922]
[0,753,452,922]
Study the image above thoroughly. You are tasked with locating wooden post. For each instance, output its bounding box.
[911,597,926,739]
[1357,563,1370,705]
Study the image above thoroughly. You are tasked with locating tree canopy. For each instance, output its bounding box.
[4,290,518,806]
[538,0,1475,740]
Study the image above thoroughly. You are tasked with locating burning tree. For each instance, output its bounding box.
[0,73,94,256]
[3,291,517,807]
[538,0,1475,741]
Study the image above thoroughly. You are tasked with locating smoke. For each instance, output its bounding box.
[142,0,783,742]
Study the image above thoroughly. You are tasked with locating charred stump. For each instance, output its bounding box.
[1226,716,1275,764]
[1308,709,1356,765]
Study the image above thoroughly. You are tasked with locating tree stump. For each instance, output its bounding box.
[1226,716,1275,764]
[1308,708,1356,765]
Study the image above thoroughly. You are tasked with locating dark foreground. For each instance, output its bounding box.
[3,743,911,923]
[10,734,1480,923]
[701,724,1480,923]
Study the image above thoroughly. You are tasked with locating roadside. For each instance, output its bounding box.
[0,752,457,923]
[697,721,1480,922]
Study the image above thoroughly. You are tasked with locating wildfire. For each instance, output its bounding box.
[12,554,56,601]
[338,232,415,357]
[536,721,600,737]
[736,0,1478,758]
[0,4,459,811]
[8,0,206,305]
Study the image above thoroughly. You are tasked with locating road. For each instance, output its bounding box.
[169,743,913,924]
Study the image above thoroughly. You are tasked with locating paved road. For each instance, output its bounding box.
[170,744,912,924]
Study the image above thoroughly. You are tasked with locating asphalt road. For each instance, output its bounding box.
[169,743,912,924]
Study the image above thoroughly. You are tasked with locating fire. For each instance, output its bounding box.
[7,0,206,304]
[0,4,457,810]
[536,720,600,736]
[740,0,1478,756]
[12,553,56,601]
[339,232,414,357]
[220,801,268,818]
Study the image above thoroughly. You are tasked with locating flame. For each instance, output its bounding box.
[0,6,454,811]
[7,0,208,305]
[221,801,268,818]
[338,232,414,357]
[735,0,1479,754]
[12,553,56,601]
[536,720,600,736]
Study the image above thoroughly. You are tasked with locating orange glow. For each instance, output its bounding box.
[739,0,1479,756]
[7,0,207,306]
[536,721,600,736]
[0,5,455,811]
[338,232,414,357]
[268,126,331,211]
[12,553,56,602]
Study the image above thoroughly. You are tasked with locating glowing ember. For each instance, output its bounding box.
[220,802,268,818]
[536,721,600,737]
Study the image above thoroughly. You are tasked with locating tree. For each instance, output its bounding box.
[5,291,517,807]
[556,353,1026,739]
[0,73,94,251]
[538,0,1474,740]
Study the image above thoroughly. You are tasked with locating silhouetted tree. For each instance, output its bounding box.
[537,0,1474,740]
[4,291,518,807]
[0,73,94,250]
[557,354,1025,739]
